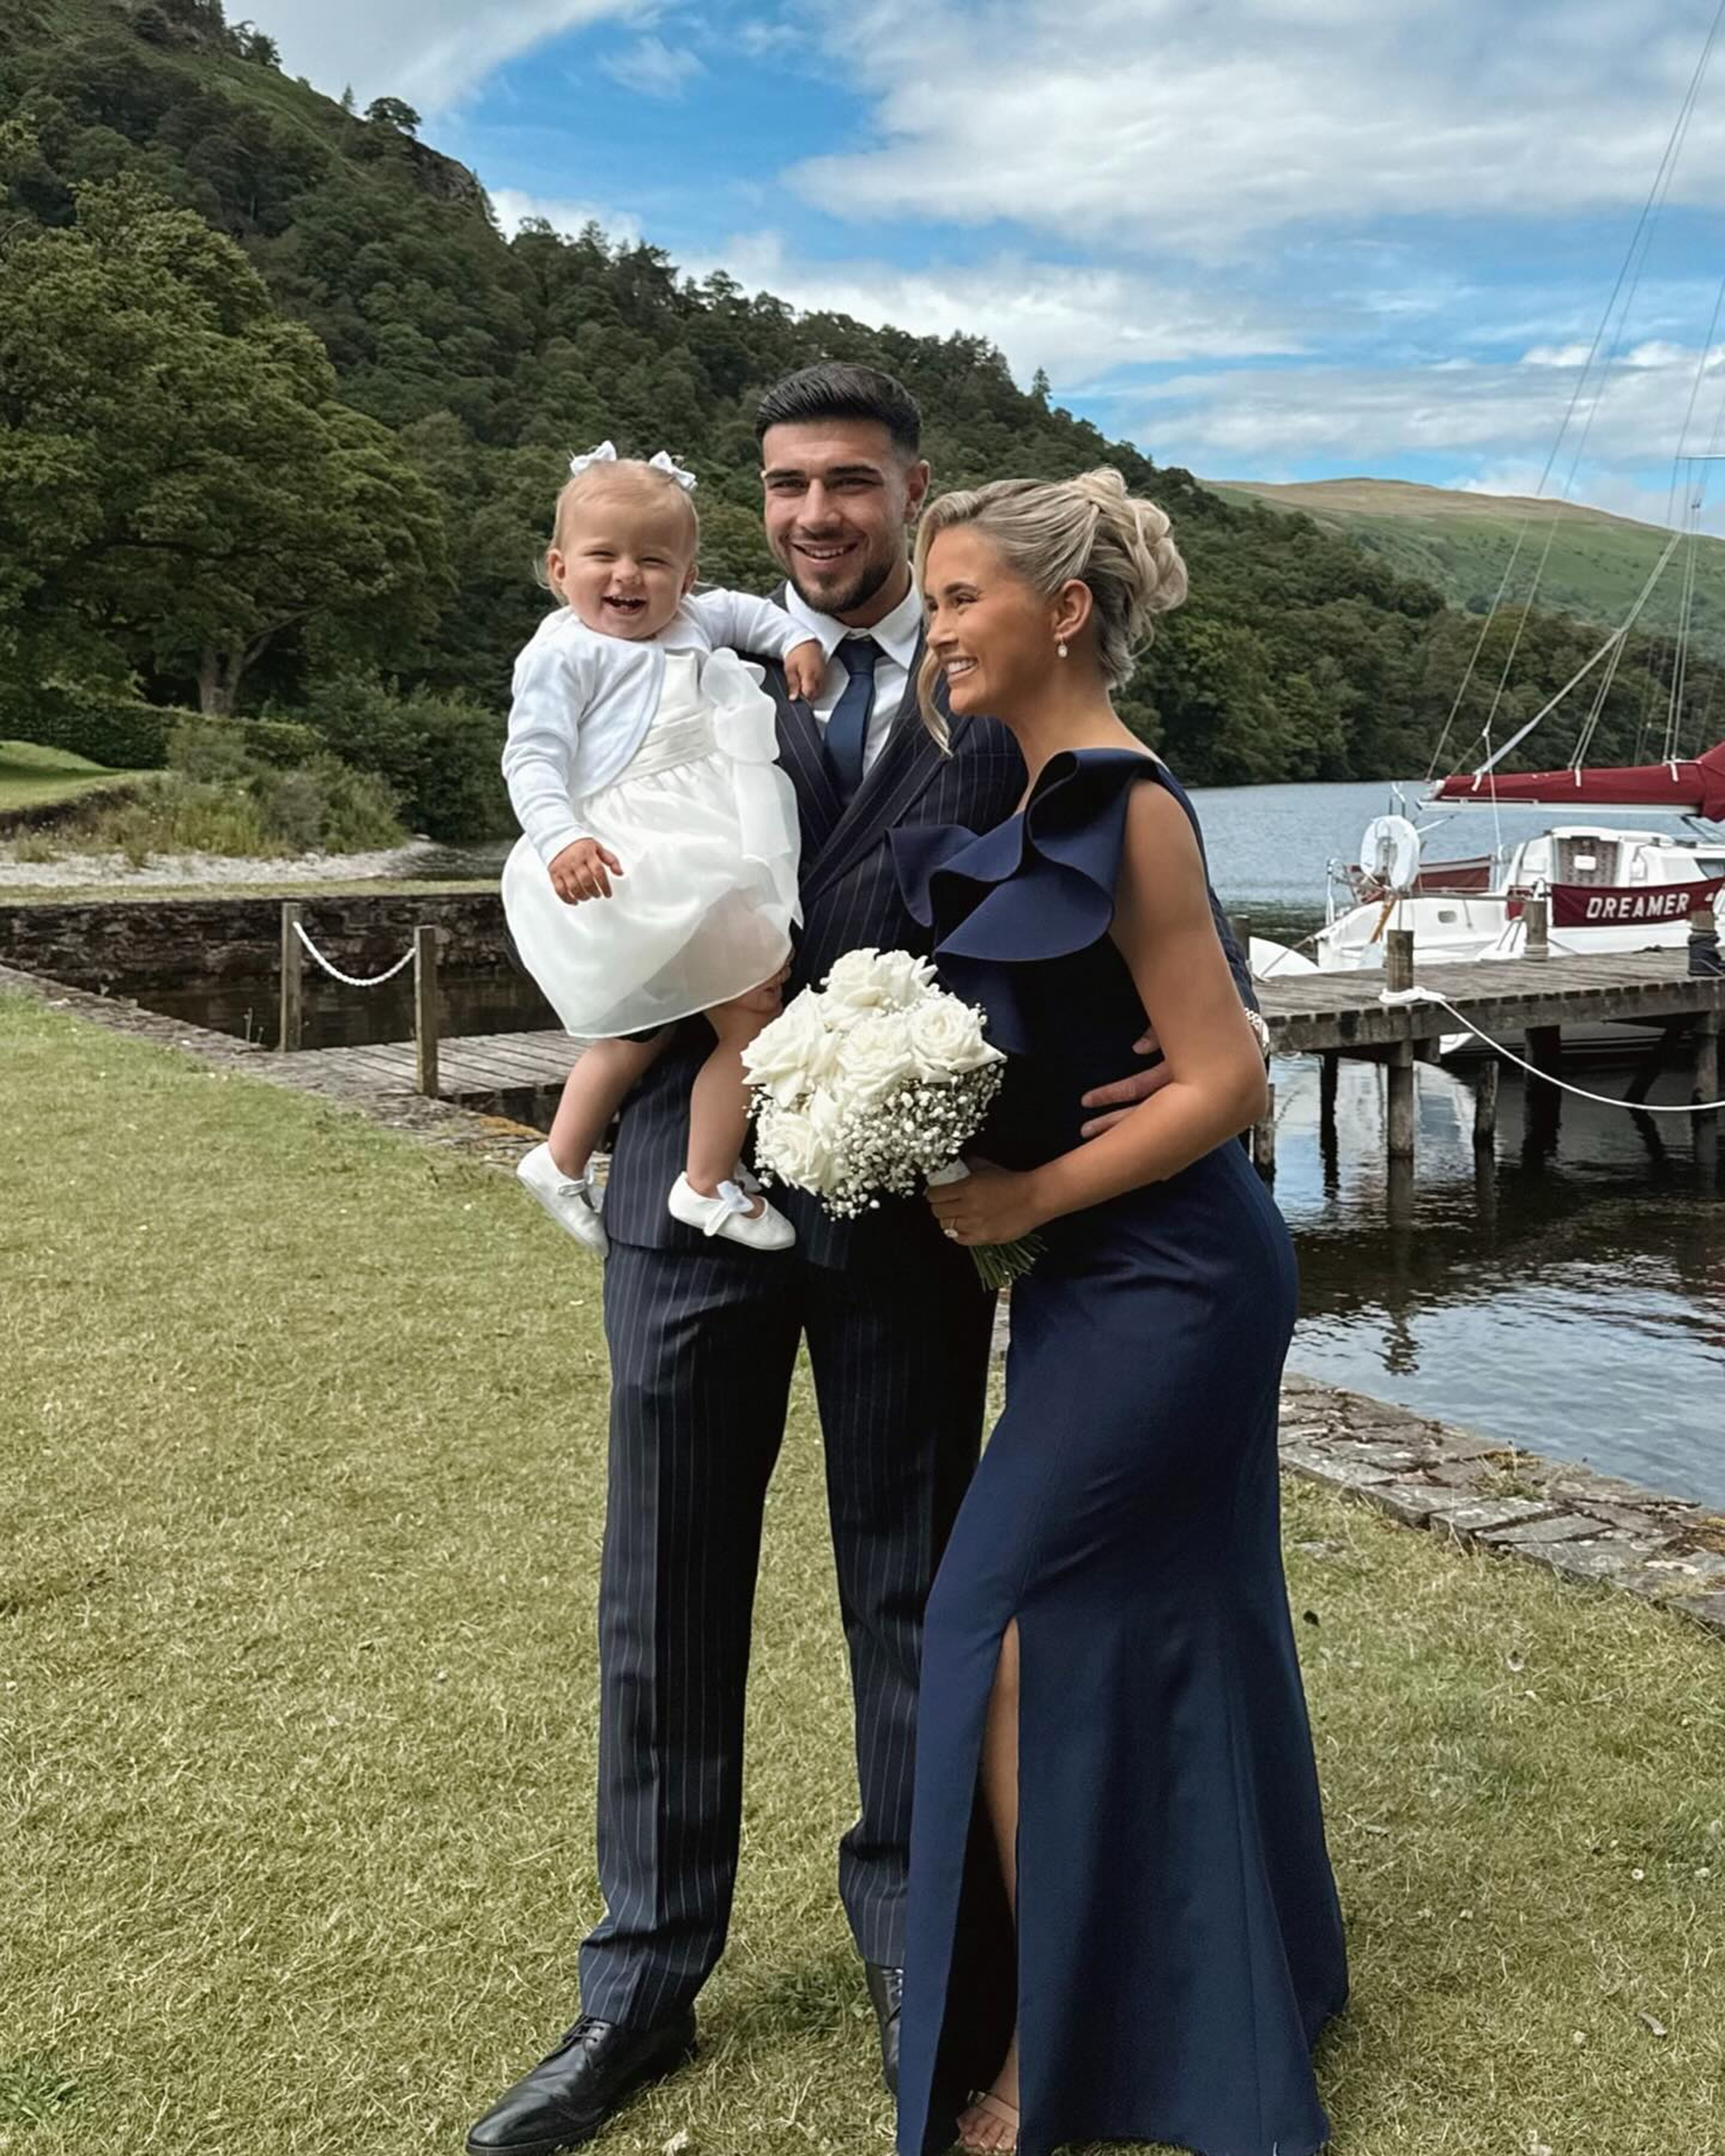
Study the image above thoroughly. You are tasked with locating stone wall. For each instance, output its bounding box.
[0,892,513,993]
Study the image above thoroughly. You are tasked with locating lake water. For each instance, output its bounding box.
[165,780,1725,1506]
[1189,780,1725,1507]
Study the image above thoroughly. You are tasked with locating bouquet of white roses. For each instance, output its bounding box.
[742,947,1042,1288]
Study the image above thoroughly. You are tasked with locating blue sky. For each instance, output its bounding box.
[263,0,1725,531]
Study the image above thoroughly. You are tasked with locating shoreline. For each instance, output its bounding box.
[0,836,450,890]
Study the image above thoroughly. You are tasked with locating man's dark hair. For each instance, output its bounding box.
[754,362,922,455]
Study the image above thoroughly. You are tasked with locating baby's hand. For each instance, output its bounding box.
[549,837,624,903]
[783,639,825,703]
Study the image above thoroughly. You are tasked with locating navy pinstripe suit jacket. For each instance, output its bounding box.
[603,612,1255,1270]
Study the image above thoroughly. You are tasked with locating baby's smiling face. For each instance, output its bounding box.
[548,479,698,642]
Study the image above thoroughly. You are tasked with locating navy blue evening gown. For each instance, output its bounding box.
[890,749,1347,2156]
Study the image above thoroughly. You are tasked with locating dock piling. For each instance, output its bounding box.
[1473,1058,1500,1150]
[414,926,441,1099]
[1695,1011,1721,1178]
[1524,894,1551,960]
[278,902,304,1053]
[1387,1041,1417,1160]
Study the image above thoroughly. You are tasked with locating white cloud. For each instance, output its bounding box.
[788,0,1725,254]
[1124,341,1725,482]
[600,34,706,99]
[700,232,1305,381]
[255,0,646,112]
[489,187,642,246]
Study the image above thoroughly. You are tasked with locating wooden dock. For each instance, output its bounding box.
[259,919,1724,1176]
[1254,941,1723,1172]
[1256,946,1724,1053]
[255,1027,573,1108]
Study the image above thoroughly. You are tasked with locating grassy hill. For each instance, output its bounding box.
[1210,477,1725,661]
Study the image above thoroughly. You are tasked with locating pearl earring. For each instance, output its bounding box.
[1056,639,1068,659]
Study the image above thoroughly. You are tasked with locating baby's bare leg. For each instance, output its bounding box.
[686,992,777,1201]
[547,1033,665,1179]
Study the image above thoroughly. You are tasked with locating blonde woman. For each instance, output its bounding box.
[891,472,1346,2156]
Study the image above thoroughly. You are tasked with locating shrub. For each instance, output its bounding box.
[4,692,181,771]
[167,714,325,780]
[302,677,511,842]
[252,757,403,853]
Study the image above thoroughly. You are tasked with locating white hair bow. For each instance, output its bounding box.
[568,441,698,493]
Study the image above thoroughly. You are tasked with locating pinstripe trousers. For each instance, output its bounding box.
[578,1232,995,2028]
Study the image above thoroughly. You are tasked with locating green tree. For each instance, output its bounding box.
[364,97,420,136]
[0,174,447,715]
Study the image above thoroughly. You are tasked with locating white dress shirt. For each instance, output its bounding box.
[502,589,811,865]
[781,578,926,778]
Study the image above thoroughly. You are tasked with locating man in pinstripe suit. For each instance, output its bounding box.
[468,365,1256,2156]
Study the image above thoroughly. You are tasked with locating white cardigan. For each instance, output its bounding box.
[502,590,810,864]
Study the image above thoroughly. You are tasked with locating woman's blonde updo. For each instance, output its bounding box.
[914,467,1187,726]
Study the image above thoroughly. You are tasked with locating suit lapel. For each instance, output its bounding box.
[752,584,844,862]
[802,627,967,906]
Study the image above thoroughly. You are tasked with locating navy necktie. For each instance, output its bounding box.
[824,635,881,801]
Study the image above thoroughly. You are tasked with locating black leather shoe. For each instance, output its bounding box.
[466,2012,697,2154]
[864,1963,903,2097]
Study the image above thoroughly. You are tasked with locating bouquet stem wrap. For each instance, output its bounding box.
[925,1161,1044,1291]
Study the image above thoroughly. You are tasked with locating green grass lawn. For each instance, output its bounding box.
[3,991,1723,2156]
[0,742,152,819]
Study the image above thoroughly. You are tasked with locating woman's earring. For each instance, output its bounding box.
[1056,639,1068,659]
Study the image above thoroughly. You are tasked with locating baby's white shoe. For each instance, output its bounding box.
[668,1173,795,1252]
[518,1143,608,1255]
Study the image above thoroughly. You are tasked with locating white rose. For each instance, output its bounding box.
[758,1105,834,1192]
[822,946,937,1017]
[806,1087,844,1141]
[835,1010,918,1105]
[742,987,839,1107]
[906,995,1003,1079]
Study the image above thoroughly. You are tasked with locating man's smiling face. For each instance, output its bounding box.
[760,419,930,623]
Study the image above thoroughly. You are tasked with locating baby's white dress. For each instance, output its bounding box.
[501,598,804,1040]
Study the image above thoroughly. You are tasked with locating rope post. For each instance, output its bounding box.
[1229,912,1252,964]
[1385,927,1416,995]
[1473,1057,1500,1150]
[279,901,304,1053]
[1250,1081,1276,1180]
[1690,901,1722,977]
[1524,893,1551,960]
[414,926,441,1099]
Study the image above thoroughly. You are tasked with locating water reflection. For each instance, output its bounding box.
[1277,1054,1725,1503]
[144,968,555,1053]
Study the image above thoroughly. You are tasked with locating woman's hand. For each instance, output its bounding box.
[783,639,826,702]
[926,1161,1045,1247]
[549,837,624,903]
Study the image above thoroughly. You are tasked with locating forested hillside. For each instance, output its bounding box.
[2,0,1718,824]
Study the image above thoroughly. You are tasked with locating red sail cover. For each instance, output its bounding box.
[1549,875,1723,930]
[1432,742,1725,819]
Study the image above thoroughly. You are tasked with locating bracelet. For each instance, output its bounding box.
[1244,1008,1271,1060]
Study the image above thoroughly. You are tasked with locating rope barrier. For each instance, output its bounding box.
[293,920,416,990]
[1377,985,1722,1115]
